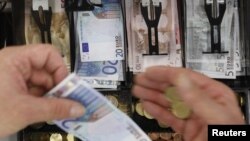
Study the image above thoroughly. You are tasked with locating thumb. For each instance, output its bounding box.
[30,98,85,123]
[176,74,224,122]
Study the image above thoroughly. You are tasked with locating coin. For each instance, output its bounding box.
[67,134,75,141]
[135,103,144,116]
[172,102,191,119]
[173,133,182,141]
[46,121,55,125]
[159,133,172,140]
[143,110,154,119]
[50,133,63,141]
[158,121,170,128]
[29,122,46,129]
[148,132,160,140]
[106,95,119,107]
[240,96,244,106]
[165,87,181,102]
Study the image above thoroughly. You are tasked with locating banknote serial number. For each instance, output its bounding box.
[115,35,124,58]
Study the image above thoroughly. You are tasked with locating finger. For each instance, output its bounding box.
[7,44,68,85]
[144,66,236,102]
[28,86,46,97]
[175,74,227,123]
[27,44,68,84]
[132,85,170,108]
[141,100,185,133]
[29,69,54,90]
[29,97,85,123]
[134,73,170,92]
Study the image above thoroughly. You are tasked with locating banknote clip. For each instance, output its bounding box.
[0,1,7,12]
[203,0,228,54]
[141,0,166,56]
[65,0,103,11]
[31,0,52,43]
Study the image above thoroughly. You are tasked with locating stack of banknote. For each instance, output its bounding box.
[75,0,125,89]
[185,0,243,79]
[126,0,183,74]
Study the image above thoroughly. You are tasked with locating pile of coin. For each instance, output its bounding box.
[28,133,76,141]
[135,102,154,119]
[147,132,183,141]
[165,87,191,119]
[105,95,130,115]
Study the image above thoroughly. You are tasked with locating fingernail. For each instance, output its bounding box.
[177,74,193,93]
[70,104,85,117]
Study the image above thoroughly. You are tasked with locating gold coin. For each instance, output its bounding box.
[158,121,170,128]
[50,133,63,141]
[46,121,55,125]
[131,104,135,113]
[240,96,244,106]
[148,132,160,140]
[172,102,191,119]
[173,133,183,141]
[135,103,144,116]
[29,122,45,129]
[143,110,154,119]
[67,134,75,141]
[106,95,119,107]
[159,133,172,140]
[165,87,181,102]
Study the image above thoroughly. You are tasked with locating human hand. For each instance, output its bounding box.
[132,66,244,141]
[0,45,85,138]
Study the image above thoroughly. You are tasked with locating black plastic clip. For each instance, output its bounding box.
[203,0,228,54]
[141,0,165,55]
[0,1,7,11]
[31,6,52,44]
[65,0,102,11]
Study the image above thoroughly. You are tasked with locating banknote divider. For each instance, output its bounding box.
[140,0,166,56]
[203,0,228,54]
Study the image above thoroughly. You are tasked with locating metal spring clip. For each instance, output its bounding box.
[31,0,52,44]
[65,0,102,11]
[203,0,228,54]
[141,0,164,55]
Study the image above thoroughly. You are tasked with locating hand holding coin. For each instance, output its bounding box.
[132,66,244,141]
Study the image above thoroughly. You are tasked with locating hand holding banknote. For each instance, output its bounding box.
[132,66,244,141]
[0,45,84,138]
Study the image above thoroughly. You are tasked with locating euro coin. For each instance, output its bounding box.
[159,133,172,140]
[172,102,191,119]
[46,121,55,125]
[135,103,144,116]
[29,122,45,129]
[158,121,170,128]
[148,132,160,140]
[165,87,181,102]
[50,133,62,141]
[240,96,244,106]
[67,134,75,141]
[143,110,154,119]
[106,95,119,107]
[173,133,183,141]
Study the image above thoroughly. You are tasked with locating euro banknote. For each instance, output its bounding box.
[46,74,151,141]
[76,1,125,62]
